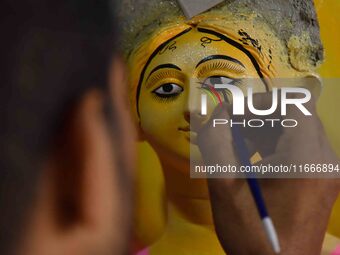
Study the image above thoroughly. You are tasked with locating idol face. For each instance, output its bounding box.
[137,27,267,164]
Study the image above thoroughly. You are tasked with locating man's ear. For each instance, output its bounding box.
[22,90,123,255]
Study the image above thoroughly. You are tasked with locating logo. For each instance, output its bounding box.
[200,83,312,128]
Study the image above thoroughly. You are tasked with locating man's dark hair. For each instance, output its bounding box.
[0,1,117,253]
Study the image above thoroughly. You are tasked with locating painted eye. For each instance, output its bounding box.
[153,83,183,98]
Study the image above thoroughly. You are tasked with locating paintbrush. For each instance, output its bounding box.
[219,77,280,253]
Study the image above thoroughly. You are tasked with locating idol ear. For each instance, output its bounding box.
[301,73,323,99]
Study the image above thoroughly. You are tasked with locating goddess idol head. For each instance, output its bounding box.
[119,0,323,164]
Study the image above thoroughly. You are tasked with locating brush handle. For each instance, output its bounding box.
[231,125,280,253]
[231,125,269,217]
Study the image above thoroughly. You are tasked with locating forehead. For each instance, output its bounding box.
[144,28,254,77]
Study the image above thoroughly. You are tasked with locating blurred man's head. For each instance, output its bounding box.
[0,1,134,254]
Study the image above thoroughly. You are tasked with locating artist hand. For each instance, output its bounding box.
[195,92,340,255]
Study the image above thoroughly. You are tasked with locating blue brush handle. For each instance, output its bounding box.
[231,125,268,219]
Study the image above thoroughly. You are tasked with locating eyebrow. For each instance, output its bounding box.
[195,55,245,69]
[146,63,182,81]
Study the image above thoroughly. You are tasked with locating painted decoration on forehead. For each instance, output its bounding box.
[117,1,340,254]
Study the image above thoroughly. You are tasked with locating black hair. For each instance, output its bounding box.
[0,1,117,253]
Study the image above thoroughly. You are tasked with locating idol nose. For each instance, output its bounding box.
[184,84,209,131]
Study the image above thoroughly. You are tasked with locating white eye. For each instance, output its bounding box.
[153,83,183,97]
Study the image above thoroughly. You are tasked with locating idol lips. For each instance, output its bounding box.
[178,126,198,144]
[178,126,190,131]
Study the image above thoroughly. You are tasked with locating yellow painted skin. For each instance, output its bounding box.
[132,3,340,253]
